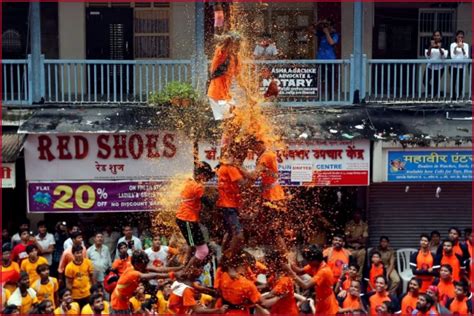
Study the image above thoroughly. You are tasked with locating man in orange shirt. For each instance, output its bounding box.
[446,280,472,314]
[436,227,470,262]
[400,277,421,315]
[242,139,288,255]
[207,32,242,120]
[433,239,465,282]
[176,162,215,270]
[323,234,353,284]
[366,275,400,315]
[110,250,175,314]
[410,233,435,292]
[112,242,132,276]
[411,294,436,316]
[363,251,387,293]
[432,264,456,306]
[58,231,87,282]
[216,161,246,258]
[338,280,367,314]
[288,245,339,315]
[2,244,20,293]
[168,267,227,314]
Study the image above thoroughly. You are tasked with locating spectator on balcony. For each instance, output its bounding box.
[311,19,339,101]
[424,30,448,97]
[253,33,278,60]
[449,30,470,100]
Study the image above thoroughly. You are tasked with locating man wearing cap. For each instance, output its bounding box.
[426,285,450,315]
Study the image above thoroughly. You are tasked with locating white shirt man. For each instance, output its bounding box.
[115,226,142,259]
[87,233,111,282]
[35,232,55,264]
[144,236,177,285]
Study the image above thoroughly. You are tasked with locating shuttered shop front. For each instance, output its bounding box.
[368,182,472,249]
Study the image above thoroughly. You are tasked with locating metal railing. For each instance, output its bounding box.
[2,56,472,106]
[2,57,31,105]
[43,59,193,103]
[366,59,472,103]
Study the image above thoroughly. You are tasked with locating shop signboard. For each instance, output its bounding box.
[2,163,16,188]
[199,140,370,186]
[387,150,472,182]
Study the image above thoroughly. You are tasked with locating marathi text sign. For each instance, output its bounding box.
[24,132,193,181]
[28,181,164,213]
[387,150,472,182]
[260,64,318,98]
[199,140,370,186]
[2,163,16,188]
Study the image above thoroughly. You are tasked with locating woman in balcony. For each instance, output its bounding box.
[449,30,470,100]
[424,30,448,98]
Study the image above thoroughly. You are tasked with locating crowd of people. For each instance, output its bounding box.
[1,155,472,314]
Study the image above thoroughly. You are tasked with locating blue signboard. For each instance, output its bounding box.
[387,150,472,182]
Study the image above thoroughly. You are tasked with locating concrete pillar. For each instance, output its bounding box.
[351,2,363,103]
[30,2,43,103]
[194,0,207,94]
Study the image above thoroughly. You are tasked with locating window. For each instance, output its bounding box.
[2,29,22,53]
[418,9,455,57]
[134,9,170,58]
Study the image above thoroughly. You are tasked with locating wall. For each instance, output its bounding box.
[170,2,196,59]
[457,2,472,40]
[341,2,373,59]
[58,3,85,59]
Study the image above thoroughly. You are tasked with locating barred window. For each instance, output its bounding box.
[134,9,170,58]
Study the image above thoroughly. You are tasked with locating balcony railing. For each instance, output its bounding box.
[1,56,472,106]
[366,59,472,103]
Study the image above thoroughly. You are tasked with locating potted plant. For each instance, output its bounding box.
[149,81,197,107]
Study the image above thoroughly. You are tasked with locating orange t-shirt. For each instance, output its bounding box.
[258,151,285,202]
[342,295,362,311]
[112,257,132,275]
[415,250,434,292]
[64,259,94,300]
[216,164,243,208]
[270,275,298,315]
[368,264,384,292]
[20,256,49,285]
[369,291,391,315]
[437,279,455,306]
[111,268,141,310]
[1,262,20,292]
[219,272,261,313]
[401,292,418,315]
[176,179,205,222]
[447,297,469,314]
[440,252,462,282]
[312,262,339,315]
[207,47,240,101]
[323,247,350,284]
[168,287,196,314]
[303,264,318,276]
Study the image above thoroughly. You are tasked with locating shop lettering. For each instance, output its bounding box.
[37,133,177,161]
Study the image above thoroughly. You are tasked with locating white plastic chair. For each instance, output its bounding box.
[396,248,418,292]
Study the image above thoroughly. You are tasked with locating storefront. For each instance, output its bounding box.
[369,142,472,248]
[18,107,194,235]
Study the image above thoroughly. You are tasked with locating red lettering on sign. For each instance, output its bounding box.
[146,134,160,158]
[128,134,144,160]
[2,167,11,179]
[38,135,55,161]
[57,136,73,160]
[73,136,89,159]
[163,133,176,158]
[113,135,128,158]
[97,135,111,159]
